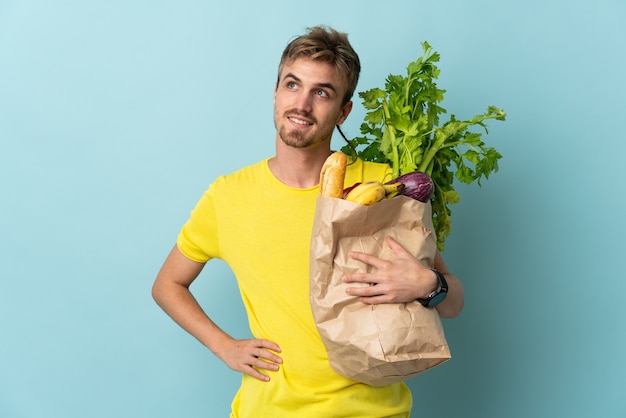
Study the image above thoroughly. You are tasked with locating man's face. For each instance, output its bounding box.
[274,58,352,150]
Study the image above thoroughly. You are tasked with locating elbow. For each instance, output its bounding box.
[437,273,463,318]
[437,294,464,319]
[441,303,463,319]
[151,278,165,307]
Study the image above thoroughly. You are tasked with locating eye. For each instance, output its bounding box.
[286,81,298,89]
[315,89,329,98]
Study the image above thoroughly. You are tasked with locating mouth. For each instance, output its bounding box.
[287,112,314,126]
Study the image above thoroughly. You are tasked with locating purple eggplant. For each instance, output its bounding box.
[386,171,434,203]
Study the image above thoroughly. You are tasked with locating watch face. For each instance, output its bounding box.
[429,292,447,307]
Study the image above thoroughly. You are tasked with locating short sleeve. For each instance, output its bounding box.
[176,182,221,263]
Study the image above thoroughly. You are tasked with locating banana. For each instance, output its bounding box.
[382,181,404,199]
[344,181,386,205]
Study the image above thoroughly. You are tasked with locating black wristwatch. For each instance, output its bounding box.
[417,269,448,307]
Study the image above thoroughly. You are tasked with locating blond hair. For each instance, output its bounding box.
[277,26,361,105]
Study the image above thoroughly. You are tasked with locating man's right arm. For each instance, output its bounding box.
[151,245,282,381]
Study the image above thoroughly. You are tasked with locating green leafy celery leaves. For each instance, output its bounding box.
[341,42,506,251]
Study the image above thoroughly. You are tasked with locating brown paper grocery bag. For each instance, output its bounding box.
[309,195,451,386]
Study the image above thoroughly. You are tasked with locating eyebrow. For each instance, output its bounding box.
[283,72,338,94]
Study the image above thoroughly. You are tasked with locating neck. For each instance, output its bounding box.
[268,141,332,189]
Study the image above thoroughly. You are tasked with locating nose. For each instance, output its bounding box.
[294,91,313,113]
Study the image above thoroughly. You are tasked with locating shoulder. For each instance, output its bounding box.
[212,159,270,187]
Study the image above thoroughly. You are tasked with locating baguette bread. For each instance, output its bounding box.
[319,151,347,198]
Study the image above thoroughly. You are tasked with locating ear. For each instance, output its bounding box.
[336,100,353,125]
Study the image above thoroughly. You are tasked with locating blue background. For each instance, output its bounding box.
[1,1,625,417]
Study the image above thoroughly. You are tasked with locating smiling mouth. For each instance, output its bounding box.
[289,116,313,126]
[286,111,315,126]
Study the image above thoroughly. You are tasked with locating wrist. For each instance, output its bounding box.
[417,269,448,308]
[424,269,439,297]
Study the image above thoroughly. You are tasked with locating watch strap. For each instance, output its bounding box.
[417,269,448,307]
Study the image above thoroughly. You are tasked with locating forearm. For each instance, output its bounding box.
[151,245,233,358]
[435,272,463,318]
[433,251,464,318]
[152,245,283,382]
[152,280,233,355]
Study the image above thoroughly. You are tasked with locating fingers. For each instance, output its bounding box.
[343,235,431,304]
[347,250,385,270]
[246,354,279,382]
[247,340,283,382]
[345,283,387,300]
[353,294,395,304]
[254,339,283,367]
[347,236,411,271]
[344,279,416,304]
[255,339,282,357]
[384,235,411,257]
[223,338,283,382]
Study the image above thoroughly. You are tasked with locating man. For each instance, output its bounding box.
[152,25,463,417]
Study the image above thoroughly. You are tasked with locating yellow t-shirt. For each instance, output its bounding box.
[177,157,412,418]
